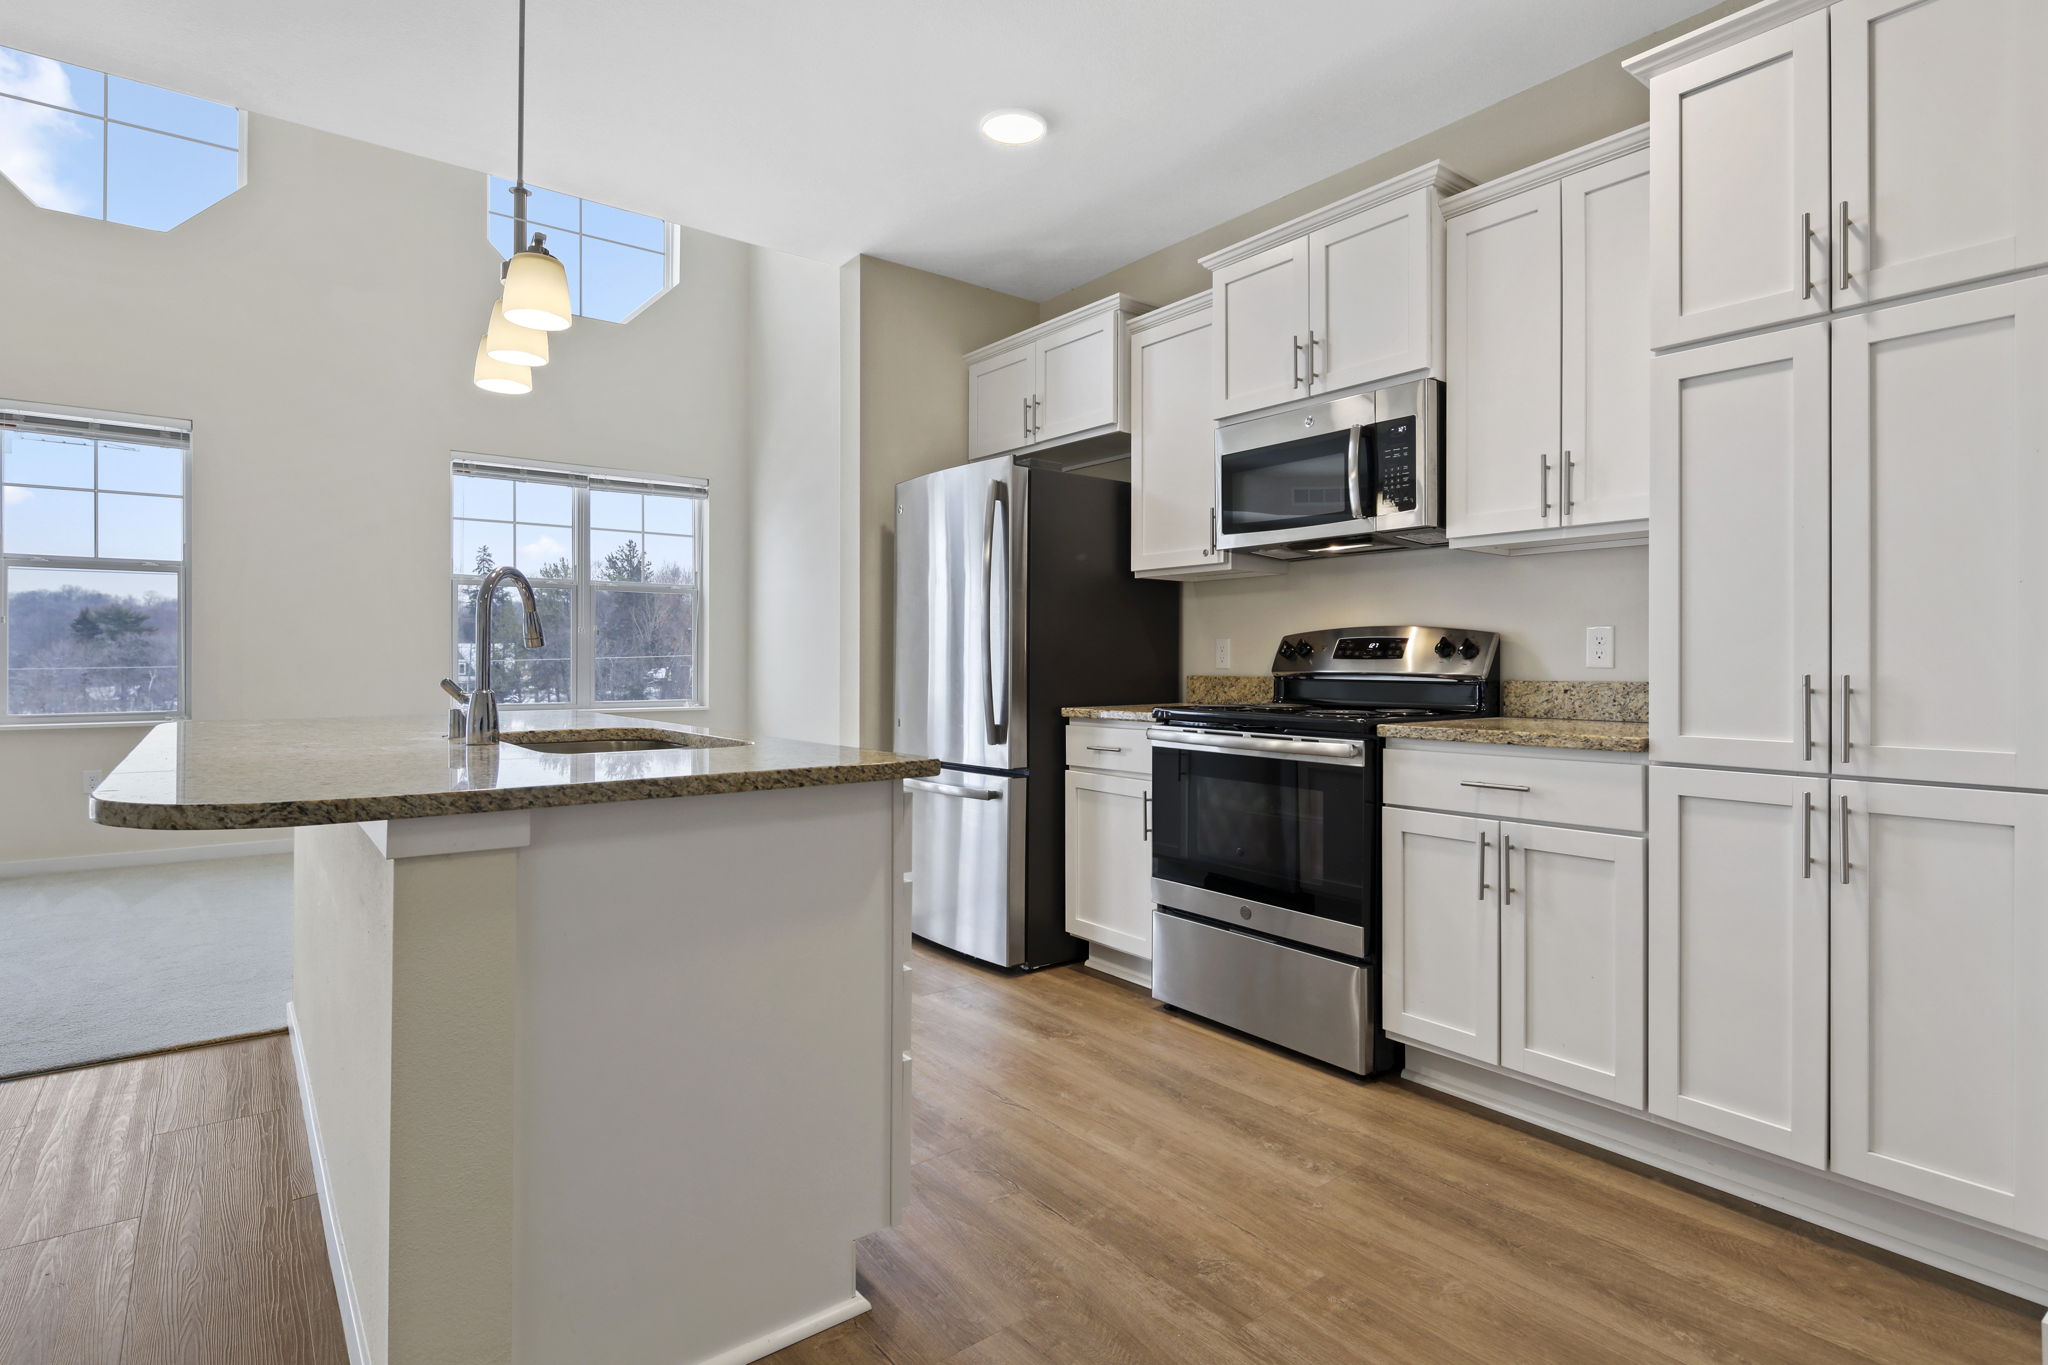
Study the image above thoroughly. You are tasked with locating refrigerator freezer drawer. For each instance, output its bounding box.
[908,771,1027,966]
[1152,910,1373,1074]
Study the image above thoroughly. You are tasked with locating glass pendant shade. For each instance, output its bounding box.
[502,248,573,331]
[485,299,550,366]
[473,336,533,394]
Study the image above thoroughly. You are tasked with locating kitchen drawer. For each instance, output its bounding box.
[1383,746,1644,832]
[1066,721,1152,776]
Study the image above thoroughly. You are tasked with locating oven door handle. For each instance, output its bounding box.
[1146,727,1363,761]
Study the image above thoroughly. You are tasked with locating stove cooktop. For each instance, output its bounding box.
[1150,702,1468,740]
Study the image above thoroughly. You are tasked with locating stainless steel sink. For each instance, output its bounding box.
[507,737,692,755]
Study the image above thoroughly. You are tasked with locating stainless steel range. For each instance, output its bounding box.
[1147,626,1501,1074]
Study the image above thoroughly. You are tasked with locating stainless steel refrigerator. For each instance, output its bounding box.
[895,459,1179,968]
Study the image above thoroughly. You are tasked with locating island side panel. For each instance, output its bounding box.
[513,781,899,1365]
[293,824,397,1365]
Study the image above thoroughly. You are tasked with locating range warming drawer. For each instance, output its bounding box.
[1152,910,1386,1075]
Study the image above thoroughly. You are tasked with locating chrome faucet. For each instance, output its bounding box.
[450,565,546,745]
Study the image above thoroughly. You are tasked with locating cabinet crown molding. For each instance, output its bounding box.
[1622,0,1832,83]
[1125,290,1212,333]
[1197,161,1476,273]
[1442,125,1650,218]
[963,293,1152,364]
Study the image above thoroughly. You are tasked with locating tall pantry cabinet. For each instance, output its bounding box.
[1635,0,2048,1242]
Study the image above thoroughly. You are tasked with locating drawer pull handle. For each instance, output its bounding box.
[1459,780,1531,793]
[1085,745,1125,753]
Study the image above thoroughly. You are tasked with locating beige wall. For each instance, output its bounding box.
[0,115,840,863]
[843,256,1038,748]
[1030,1,1746,684]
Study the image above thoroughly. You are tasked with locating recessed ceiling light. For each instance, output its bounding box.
[979,110,1047,146]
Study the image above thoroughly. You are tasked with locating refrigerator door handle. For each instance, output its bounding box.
[983,478,1011,748]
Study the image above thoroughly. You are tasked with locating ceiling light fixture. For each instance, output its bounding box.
[475,0,571,394]
[979,109,1047,146]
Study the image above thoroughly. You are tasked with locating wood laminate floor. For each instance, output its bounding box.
[2,952,2038,1363]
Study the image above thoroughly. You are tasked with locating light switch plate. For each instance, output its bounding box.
[1586,626,1614,669]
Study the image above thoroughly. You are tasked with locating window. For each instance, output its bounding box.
[486,178,674,323]
[451,459,705,708]
[0,45,243,230]
[1,406,187,722]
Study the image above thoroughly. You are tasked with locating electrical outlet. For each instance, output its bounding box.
[83,769,103,795]
[1213,637,1233,670]
[1586,626,1615,670]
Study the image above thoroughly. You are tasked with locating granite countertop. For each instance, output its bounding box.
[1377,716,1649,753]
[88,710,940,832]
[1060,704,1172,722]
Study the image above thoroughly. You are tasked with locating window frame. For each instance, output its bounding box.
[0,47,248,230]
[0,399,192,728]
[449,454,709,712]
[484,178,680,325]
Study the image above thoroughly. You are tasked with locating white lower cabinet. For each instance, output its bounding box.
[1064,722,1155,974]
[1382,752,1646,1107]
[1649,766,1830,1167]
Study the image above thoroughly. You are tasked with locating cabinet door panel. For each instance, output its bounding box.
[1445,183,1562,539]
[1561,149,1651,527]
[1035,313,1117,444]
[1212,240,1309,418]
[1831,0,2048,305]
[1382,808,1498,1063]
[1649,766,1828,1166]
[1650,326,1831,772]
[967,344,1037,461]
[1309,188,1437,394]
[1831,780,2048,1234]
[1831,280,2048,788]
[1131,309,1219,574]
[1063,770,1154,959]
[1499,822,1645,1107]
[1648,12,1831,347]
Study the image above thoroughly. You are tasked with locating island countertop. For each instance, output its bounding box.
[87,710,939,832]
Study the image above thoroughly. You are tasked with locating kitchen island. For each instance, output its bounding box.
[90,711,937,1365]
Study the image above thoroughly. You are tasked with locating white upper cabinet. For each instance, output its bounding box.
[1126,295,1285,581]
[963,295,1149,464]
[1830,279,2048,789]
[1650,324,1832,773]
[1641,11,1832,349]
[1831,0,2048,307]
[1831,779,2048,1234]
[1497,821,1646,1108]
[1201,163,1470,421]
[1211,240,1312,419]
[1307,188,1442,397]
[1445,131,1650,553]
[967,343,1037,462]
[1649,766,1829,1167]
[1631,0,2047,347]
[1446,181,1564,540]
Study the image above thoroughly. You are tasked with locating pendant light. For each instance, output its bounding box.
[485,299,549,366]
[475,0,568,393]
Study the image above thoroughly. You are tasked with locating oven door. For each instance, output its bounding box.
[1214,394,1375,552]
[1147,727,1375,957]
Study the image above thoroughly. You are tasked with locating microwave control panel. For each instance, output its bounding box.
[1371,417,1419,515]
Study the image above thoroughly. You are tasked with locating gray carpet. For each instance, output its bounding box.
[0,854,293,1079]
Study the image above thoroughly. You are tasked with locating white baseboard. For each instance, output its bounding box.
[288,1003,373,1365]
[1083,944,1151,989]
[1402,1050,2048,1306]
[694,1293,872,1365]
[0,838,291,880]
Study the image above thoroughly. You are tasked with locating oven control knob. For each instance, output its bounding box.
[1434,635,1456,658]
[1276,642,1295,659]
[1458,637,1481,659]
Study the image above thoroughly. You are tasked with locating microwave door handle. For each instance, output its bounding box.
[1345,423,1366,523]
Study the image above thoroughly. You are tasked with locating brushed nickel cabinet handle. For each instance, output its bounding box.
[1840,674,1853,762]
[1537,455,1552,519]
[1836,201,1852,294]
[1308,330,1321,382]
[1563,452,1575,517]
[1801,674,1814,761]
[1460,780,1531,793]
[1031,395,1041,436]
[1839,793,1851,885]
[1142,791,1152,841]
[1022,397,1031,441]
[1085,745,1124,753]
[1800,212,1814,300]
[1476,829,1489,900]
[1501,833,1514,906]
[1801,791,1813,879]
[1292,336,1304,389]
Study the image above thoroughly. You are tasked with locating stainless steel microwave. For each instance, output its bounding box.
[1213,379,1445,559]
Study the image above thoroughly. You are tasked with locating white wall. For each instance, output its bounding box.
[0,115,841,863]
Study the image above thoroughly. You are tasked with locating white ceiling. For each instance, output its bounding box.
[4,0,1702,299]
